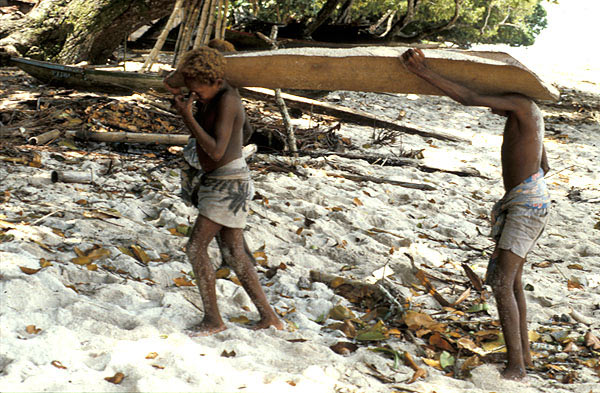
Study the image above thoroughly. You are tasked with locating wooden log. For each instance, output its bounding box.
[65,129,190,145]
[226,47,559,101]
[280,150,485,178]
[51,170,93,184]
[28,129,61,145]
[240,87,466,143]
[142,0,185,72]
[325,171,435,191]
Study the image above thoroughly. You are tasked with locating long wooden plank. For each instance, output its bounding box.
[225,47,559,101]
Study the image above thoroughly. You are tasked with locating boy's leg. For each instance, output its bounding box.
[513,260,533,367]
[219,227,283,330]
[187,215,225,335]
[489,248,527,380]
[216,231,257,267]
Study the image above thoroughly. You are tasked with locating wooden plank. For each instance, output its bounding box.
[225,47,559,101]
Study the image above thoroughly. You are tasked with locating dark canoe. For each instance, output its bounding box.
[10,57,165,93]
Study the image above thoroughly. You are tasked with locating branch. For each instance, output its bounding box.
[480,1,494,34]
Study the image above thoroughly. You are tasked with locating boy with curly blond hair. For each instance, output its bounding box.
[164,47,283,335]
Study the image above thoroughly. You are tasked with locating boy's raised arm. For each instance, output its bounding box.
[400,48,529,115]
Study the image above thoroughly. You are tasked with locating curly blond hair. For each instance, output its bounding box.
[179,47,226,85]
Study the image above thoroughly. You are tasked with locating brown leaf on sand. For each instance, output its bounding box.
[415,269,451,307]
[403,352,427,384]
[584,331,600,350]
[19,266,41,275]
[461,263,484,292]
[26,325,42,334]
[130,244,150,264]
[51,360,67,369]
[452,287,471,307]
[406,367,427,384]
[403,310,444,332]
[173,277,195,287]
[567,279,583,290]
[461,355,483,373]
[330,341,358,355]
[429,332,456,353]
[105,372,124,384]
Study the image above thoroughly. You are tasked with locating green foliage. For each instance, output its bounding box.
[233,0,550,47]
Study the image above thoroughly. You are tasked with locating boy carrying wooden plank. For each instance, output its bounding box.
[164,47,283,335]
[402,48,550,380]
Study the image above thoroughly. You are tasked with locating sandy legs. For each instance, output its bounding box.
[488,247,531,380]
[186,215,283,336]
[219,227,283,331]
[187,216,227,336]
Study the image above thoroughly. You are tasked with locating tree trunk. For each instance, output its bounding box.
[0,0,176,64]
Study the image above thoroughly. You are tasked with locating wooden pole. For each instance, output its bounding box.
[219,0,229,39]
[202,0,217,44]
[51,170,94,184]
[173,0,191,65]
[142,0,185,72]
[66,130,190,145]
[175,0,203,66]
[214,0,225,40]
[193,0,212,49]
[28,129,61,145]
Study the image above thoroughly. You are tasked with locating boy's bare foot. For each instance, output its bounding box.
[188,321,227,337]
[501,366,527,381]
[251,318,284,331]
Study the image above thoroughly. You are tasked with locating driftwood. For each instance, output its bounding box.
[240,87,467,143]
[51,170,94,184]
[309,270,385,305]
[326,171,435,191]
[280,150,485,178]
[28,129,61,145]
[65,129,189,145]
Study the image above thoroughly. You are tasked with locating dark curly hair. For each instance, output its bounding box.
[179,47,226,85]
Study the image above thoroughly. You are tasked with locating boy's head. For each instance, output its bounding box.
[179,47,226,103]
[179,47,226,85]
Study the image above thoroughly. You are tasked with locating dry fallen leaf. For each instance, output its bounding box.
[584,331,600,350]
[26,325,42,334]
[173,277,195,287]
[230,315,251,324]
[19,266,41,275]
[145,352,158,359]
[130,244,150,264]
[51,360,67,369]
[329,341,358,355]
[104,372,124,384]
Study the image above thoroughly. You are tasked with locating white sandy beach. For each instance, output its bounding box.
[1,52,599,393]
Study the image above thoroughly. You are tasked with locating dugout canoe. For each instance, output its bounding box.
[10,46,559,101]
[224,47,559,101]
[9,57,165,92]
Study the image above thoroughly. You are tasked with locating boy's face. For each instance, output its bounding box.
[185,78,222,104]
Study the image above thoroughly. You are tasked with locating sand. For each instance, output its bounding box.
[1,57,599,393]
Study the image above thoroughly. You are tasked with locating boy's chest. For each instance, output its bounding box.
[194,105,217,134]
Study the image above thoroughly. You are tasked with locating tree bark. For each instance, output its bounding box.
[0,0,176,64]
